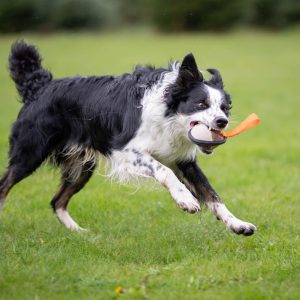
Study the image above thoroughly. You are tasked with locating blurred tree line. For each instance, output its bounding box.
[0,0,299,33]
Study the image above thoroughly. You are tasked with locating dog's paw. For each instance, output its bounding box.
[65,222,88,232]
[229,219,256,236]
[171,186,200,214]
[177,198,200,214]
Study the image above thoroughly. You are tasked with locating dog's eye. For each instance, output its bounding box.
[221,104,232,112]
[199,102,209,110]
[221,104,232,116]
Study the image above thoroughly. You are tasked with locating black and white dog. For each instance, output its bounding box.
[0,41,256,236]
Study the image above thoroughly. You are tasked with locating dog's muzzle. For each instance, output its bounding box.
[188,121,227,154]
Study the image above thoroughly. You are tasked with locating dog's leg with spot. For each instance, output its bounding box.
[177,160,256,236]
[50,162,95,231]
[111,149,200,213]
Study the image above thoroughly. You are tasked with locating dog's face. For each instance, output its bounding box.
[166,53,232,154]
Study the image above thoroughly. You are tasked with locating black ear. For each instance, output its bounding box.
[177,53,203,86]
[207,68,223,89]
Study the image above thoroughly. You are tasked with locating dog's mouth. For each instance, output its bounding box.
[190,121,223,133]
[188,121,227,154]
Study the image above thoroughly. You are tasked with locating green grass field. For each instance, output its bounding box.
[0,30,299,300]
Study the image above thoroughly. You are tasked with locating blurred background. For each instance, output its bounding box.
[0,0,299,33]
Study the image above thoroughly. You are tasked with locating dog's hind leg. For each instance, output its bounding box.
[0,168,15,210]
[0,119,57,210]
[0,139,51,210]
[50,161,95,231]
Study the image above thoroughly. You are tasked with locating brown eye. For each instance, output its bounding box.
[199,102,208,110]
[221,104,232,115]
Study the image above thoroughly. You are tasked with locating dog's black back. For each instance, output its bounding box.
[8,41,168,164]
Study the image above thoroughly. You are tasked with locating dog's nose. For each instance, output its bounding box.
[214,117,228,129]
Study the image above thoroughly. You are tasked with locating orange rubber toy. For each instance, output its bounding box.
[222,113,260,138]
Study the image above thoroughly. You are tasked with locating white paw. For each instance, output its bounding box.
[68,224,87,232]
[64,219,87,232]
[56,208,87,232]
[171,186,200,214]
[228,218,256,236]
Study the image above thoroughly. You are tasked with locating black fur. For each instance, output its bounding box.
[8,42,170,161]
[206,68,223,89]
[4,44,231,192]
[176,160,220,202]
[2,41,175,202]
[9,41,52,103]
[165,53,230,116]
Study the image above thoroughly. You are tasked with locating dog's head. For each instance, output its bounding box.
[166,53,232,154]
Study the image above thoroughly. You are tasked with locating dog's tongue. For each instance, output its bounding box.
[222,113,260,138]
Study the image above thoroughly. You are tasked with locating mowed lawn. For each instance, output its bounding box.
[0,30,299,300]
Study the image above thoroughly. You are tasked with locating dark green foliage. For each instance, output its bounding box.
[49,0,104,30]
[0,0,299,32]
[152,0,243,31]
[151,0,300,31]
[0,0,40,32]
[0,0,105,32]
[250,0,300,29]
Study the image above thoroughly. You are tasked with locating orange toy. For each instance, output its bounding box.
[222,113,260,138]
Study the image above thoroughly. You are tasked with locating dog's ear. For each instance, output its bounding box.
[206,68,223,89]
[177,53,203,86]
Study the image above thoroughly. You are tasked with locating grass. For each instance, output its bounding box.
[0,29,299,299]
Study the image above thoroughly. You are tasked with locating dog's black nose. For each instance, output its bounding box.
[214,117,228,129]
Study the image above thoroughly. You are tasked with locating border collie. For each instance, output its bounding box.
[0,41,256,236]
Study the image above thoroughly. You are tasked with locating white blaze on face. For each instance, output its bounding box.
[187,84,228,130]
[204,85,227,126]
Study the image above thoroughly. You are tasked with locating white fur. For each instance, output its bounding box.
[109,65,228,180]
[58,144,98,182]
[188,85,228,130]
[108,65,229,214]
[52,63,254,232]
[207,202,256,234]
[106,64,257,231]
[111,63,197,173]
[56,208,86,231]
[109,149,200,213]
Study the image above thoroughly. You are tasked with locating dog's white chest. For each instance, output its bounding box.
[128,122,197,164]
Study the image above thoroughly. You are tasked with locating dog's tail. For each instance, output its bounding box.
[9,40,52,104]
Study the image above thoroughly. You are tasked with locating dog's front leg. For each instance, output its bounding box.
[111,149,200,213]
[176,160,256,236]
